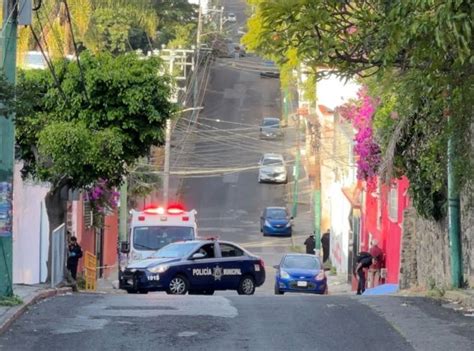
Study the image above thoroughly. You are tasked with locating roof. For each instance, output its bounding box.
[262,117,279,121]
[265,206,287,211]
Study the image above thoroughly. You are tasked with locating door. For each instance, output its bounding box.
[216,243,246,289]
[185,243,217,289]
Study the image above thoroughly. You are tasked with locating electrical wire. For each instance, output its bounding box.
[63,0,90,103]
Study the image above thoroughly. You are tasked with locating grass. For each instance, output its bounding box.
[0,295,23,307]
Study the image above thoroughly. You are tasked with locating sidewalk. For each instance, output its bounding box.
[0,284,72,335]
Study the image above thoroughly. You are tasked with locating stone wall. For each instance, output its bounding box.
[400,192,474,289]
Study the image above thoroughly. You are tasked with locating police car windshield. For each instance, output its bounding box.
[151,242,197,258]
[282,256,320,270]
[133,226,194,251]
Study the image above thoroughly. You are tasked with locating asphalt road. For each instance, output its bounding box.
[0,293,472,351]
[168,0,298,294]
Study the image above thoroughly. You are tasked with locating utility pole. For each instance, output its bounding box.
[292,113,300,218]
[219,6,224,33]
[313,124,322,253]
[0,0,18,298]
[192,2,203,124]
[163,53,175,207]
[446,88,463,288]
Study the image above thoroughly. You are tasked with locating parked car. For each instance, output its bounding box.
[259,117,283,139]
[227,13,237,23]
[274,254,328,295]
[260,71,280,79]
[260,207,293,236]
[258,153,288,184]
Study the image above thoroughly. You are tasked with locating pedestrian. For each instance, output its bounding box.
[67,236,83,280]
[304,234,315,254]
[321,229,330,263]
[354,252,374,295]
[368,239,384,288]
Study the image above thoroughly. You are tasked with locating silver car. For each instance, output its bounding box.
[258,154,288,184]
[260,117,283,139]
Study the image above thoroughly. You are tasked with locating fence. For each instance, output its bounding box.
[84,251,97,291]
[51,223,66,288]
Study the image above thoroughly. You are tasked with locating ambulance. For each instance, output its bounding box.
[119,204,198,280]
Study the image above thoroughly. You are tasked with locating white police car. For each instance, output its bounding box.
[119,239,266,295]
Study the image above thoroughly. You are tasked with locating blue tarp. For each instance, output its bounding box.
[362,284,399,296]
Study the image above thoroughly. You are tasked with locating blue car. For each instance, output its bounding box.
[119,239,266,295]
[274,254,328,295]
[260,207,292,236]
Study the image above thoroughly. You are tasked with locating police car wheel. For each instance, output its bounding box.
[167,275,189,295]
[237,276,255,295]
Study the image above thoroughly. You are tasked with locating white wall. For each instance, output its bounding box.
[13,162,50,284]
[329,182,352,274]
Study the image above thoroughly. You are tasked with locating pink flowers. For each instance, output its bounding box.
[337,87,381,180]
[87,179,120,215]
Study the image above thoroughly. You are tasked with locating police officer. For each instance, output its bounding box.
[67,236,83,280]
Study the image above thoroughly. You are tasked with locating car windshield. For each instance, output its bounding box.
[263,119,279,127]
[267,209,287,219]
[151,242,198,258]
[133,226,194,251]
[282,256,320,270]
[262,158,283,166]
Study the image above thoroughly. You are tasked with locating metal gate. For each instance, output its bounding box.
[51,223,66,287]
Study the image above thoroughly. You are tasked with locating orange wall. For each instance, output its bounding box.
[102,211,118,279]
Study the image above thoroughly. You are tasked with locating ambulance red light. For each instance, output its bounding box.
[144,207,165,215]
[182,216,189,221]
[167,204,185,215]
[138,216,145,221]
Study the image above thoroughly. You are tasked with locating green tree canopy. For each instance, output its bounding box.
[245,0,473,219]
[15,51,175,190]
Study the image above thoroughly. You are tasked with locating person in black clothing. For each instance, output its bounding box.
[354,252,376,295]
[67,236,83,280]
[304,234,315,254]
[321,229,330,263]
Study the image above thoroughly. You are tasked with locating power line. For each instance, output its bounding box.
[62,0,90,103]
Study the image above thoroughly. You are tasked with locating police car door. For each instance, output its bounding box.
[187,243,218,289]
[215,243,246,290]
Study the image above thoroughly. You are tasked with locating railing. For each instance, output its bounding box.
[84,251,97,291]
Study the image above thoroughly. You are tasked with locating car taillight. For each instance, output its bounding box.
[259,258,265,268]
[315,271,326,281]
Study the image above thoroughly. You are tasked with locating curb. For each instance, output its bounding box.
[444,290,474,309]
[0,287,72,335]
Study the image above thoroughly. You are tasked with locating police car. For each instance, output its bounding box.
[119,239,266,295]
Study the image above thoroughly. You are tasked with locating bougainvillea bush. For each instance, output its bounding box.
[337,87,381,180]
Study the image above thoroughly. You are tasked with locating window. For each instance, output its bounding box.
[133,226,194,251]
[389,185,398,221]
[193,243,215,259]
[220,244,244,258]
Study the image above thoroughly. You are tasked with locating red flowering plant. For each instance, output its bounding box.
[86,179,120,223]
[337,87,381,180]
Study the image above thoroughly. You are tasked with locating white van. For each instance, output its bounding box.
[119,205,197,270]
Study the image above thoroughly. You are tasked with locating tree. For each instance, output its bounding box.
[15,51,175,276]
[245,0,473,219]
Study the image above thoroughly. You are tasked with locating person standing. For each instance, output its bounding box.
[304,234,315,254]
[354,252,374,295]
[368,239,384,288]
[67,236,83,280]
[321,229,330,263]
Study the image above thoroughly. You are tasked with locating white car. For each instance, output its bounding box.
[258,153,288,184]
[227,13,237,23]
